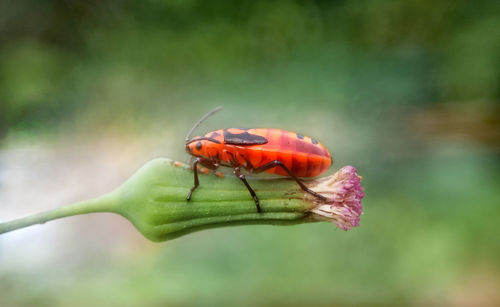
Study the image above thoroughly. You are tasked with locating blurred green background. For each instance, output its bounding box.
[1,0,499,306]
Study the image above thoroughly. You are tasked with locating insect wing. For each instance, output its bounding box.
[223,130,268,145]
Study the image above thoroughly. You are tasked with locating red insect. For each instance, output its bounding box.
[185,106,331,212]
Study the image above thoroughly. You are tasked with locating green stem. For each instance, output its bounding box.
[0,194,116,235]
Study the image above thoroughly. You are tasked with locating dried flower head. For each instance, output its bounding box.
[307,166,365,230]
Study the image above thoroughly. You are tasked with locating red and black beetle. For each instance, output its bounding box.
[185,106,331,212]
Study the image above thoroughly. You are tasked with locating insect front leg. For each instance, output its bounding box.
[199,157,219,170]
[233,167,262,213]
[187,157,219,202]
[253,160,328,202]
[187,158,201,201]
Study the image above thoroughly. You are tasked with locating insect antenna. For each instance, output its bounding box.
[185,106,223,143]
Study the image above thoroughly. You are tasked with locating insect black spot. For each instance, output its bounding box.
[210,132,220,138]
[311,138,318,144]
[196,142,202,150]
[296,133,304,139]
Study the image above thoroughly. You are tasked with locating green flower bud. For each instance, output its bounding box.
[0,158,365,242]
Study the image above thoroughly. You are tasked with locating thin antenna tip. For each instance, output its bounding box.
[185,106,224,142]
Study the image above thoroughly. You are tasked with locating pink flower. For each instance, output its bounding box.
[307,166,365,230]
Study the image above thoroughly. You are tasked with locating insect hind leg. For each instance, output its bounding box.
[252,160,327,202]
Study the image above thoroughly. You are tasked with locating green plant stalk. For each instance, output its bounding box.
[0,158,316,242]
[0,194,116,235]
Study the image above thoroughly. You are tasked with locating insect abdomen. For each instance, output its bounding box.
[260,149,330,177]
[238,129,331,177]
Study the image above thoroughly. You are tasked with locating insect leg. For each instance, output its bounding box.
[187,158,200,201]
[253,160,328,202]
[234,167,262,213]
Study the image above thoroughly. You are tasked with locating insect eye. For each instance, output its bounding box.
[196,141,202,151]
